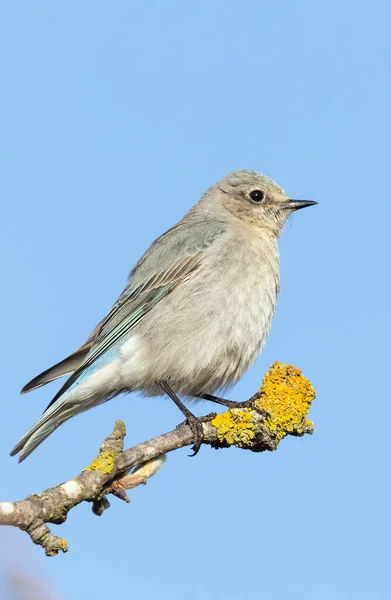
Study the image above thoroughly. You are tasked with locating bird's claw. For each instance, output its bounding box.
[186,414,204,457]
[185,412,217,457]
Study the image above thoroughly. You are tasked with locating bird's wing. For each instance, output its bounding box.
[20,324,101,393]
[21,219,226,395]
[43,219,227,408]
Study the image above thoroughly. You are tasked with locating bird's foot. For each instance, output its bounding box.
[185,414,204,457]
[178,412,217,457]
[158,380,216,457]
[201,392,271,421]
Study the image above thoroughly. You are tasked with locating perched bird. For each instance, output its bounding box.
[11,170,316,462]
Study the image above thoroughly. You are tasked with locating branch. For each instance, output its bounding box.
[0,362,315,556]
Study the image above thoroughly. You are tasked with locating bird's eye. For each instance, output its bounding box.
[249,190,265,203]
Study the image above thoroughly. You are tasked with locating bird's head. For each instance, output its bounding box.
[214,170,316,237]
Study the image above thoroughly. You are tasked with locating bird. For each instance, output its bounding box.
[11,170,316,462]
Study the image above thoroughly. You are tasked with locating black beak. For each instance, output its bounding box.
[284,199,318,211]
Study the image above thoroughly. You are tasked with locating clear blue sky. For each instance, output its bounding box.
[1,1,390,598]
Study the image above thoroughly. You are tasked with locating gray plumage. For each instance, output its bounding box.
[11,170,316,461]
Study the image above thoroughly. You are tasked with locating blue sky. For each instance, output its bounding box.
[0,1,390,598]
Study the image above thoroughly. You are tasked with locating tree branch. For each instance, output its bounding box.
[0,362,316,556]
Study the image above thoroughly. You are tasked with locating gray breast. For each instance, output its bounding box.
[133,228,280,397]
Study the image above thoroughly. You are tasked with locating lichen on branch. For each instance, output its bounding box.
[257,362,315,441]
[0,362,315,557]
[211,362,315,448]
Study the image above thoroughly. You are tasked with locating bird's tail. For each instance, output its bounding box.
[10,395,85,462]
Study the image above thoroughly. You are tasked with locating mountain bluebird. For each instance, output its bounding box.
[11,170,316,461]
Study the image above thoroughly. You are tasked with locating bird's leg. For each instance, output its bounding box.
[158,381,214,456]
[198,392,271,420]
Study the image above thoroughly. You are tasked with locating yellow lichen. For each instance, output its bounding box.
[84,450,116,474]
[212,409,257,446]
[61,538,69,552]
[255,362,316,443]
